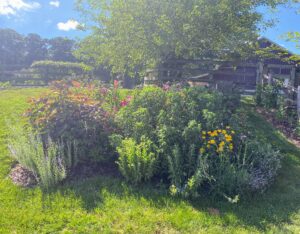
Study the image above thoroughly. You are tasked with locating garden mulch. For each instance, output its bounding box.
[9,164,37,188]
[256,107,300,148]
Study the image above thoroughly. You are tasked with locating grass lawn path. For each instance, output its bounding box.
[0,89,299,233]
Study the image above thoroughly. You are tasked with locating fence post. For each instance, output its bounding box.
[297,86,300,118]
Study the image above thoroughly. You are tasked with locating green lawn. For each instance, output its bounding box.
[0,88,299,233]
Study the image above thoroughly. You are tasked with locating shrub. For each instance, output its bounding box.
[0,81,11,89]
[31,60,92,82]
[115,86,247,197]
[168,127,241,199]
[116,86,167,142]
[116,137,158,184]
[194,135,282,200]
[243,140,282,191]
[25,81,115,163]
[255,84,263,106]
[261,84,280,109]
[7,124,78,189]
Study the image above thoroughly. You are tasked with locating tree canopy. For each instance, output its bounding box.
[0,29,77,71]
[75,0,292,75]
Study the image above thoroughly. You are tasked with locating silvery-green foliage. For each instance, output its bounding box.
[7,123,78,189]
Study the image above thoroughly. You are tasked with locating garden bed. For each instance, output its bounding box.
[1,88,300,233]
[256,107,300,148]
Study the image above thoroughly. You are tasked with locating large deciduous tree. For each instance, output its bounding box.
[75,0,292,75]
[0,29,78,71]
[48,37,77,62]
[0,29,25,71]
[24,33,48,66]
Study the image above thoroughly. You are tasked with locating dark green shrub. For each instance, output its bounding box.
[261,84,280,109]
[255,84,263,106]
[115,86,167,142]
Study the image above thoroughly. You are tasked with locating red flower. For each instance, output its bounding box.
[120,100,128,107]
[120,95,132,107]
[114,80,119,89]
[71,80,81,88]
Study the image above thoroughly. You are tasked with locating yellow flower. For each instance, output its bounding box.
[213,131,219,137]
[231,130,235,134]
[218,129,222,133]
[209,139,216,144]
[229,144,234,151]
[202,136,206,139]
[222,130,227,134]
[225,134,232,142]
[208,131,212,135]
[219,141,225,147]
[207,144,211,149]
[200,148,205,154]
[218,146,224,152]
[202,131,206,135]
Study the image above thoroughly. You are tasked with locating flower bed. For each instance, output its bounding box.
[7,81,282,201]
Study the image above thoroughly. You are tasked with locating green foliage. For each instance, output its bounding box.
[244,140,282,191]
[185,136,282,200]
[75,0,289,75]
[1,88,300,233]
[31,60,92,82]
[25,81,116,163]
[0,29,77,72]
[255,84,263,106]
[0,81,11,89]
[116,137,158,184]
[116,86,166,141]
[115,86,283,200]
[7,123,78,189]
[262,84,280,109]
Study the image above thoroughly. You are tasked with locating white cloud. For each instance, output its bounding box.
[57,20,79,31]
[49,1,60,8]
[0,0,40,16]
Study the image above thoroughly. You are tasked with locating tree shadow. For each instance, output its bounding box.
[44,155,300,232]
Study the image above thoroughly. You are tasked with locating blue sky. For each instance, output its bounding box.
[0,0,87,39]
[1,1,300,54]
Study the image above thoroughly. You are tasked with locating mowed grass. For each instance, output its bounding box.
[0,89,299,233]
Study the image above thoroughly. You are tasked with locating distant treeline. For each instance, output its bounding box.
[0,28,77,71]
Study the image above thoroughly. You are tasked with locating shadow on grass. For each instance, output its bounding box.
[43,107,300,232]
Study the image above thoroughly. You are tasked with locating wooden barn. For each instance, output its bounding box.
[144,37,300,92]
